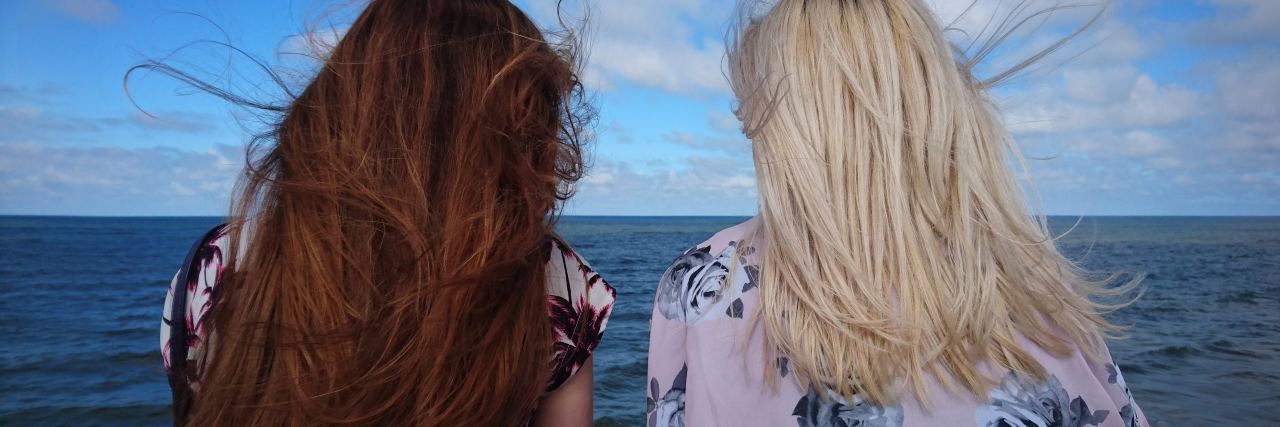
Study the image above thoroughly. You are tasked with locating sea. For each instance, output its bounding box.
[1,215,1277,426]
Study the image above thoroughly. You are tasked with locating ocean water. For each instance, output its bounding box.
[1,215,1277,426]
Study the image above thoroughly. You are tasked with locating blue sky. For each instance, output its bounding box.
[0,0,1277,216]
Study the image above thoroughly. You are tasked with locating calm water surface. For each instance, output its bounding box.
[1,216,1277,425]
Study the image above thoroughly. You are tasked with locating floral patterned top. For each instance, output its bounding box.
[161,228,615,396]
[647,219,1148,427]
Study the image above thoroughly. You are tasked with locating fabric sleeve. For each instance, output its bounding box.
[160,270,182,374]
[645,263,689,427]
[159,229,229,384]
[545,240,617,392]
[1100,347,1150,427]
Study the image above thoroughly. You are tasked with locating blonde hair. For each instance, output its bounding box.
[729,0,1134,405]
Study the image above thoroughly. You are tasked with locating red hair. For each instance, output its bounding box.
[146,1,591,424]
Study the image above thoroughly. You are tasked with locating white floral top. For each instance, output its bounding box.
[647,219,1148,427]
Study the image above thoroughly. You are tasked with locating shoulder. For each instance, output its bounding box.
[545,237,616,307]
[663,217,757,270]
[670,217,759,273]
[543,237,616,391]
[653,218,760,324]
[700,217,757,255]
[161,224,232,380]
[192,227,233,296]
[167,224,233,313]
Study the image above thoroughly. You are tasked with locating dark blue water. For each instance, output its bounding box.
[1,216,1277,426]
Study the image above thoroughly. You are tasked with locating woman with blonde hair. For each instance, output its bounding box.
[646,0,1146,426]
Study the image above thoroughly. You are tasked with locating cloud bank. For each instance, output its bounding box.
[2,0,1276,215]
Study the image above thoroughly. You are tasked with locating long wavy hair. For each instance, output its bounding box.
[728,0,1135,405]
[134,0,591,424]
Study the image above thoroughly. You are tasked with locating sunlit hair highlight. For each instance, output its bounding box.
[728,0,1136,406]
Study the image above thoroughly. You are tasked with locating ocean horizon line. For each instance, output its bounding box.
[2,214,1279,219]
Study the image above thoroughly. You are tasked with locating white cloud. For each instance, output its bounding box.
[1216,54,1280,121]
[277,27,346,60]
[0,84,66,102]
[600,121,635,144]
[1069,130,1172,157]
[111,112,216,133]
[1239,173,1264,184]
[525,0,1146,97]
[569,155,756,215]
[276,1,735,96]
[524,0,732,95]
[0,104,218,142]
[1004,73,1199,134]
[926,0,1103,48]
[1028,130,1182,175]
[1081,22,1153,63]
[0,106,102,135]
[938,0,1280,214]
[46,0,121,25]
[1192,53,1280,185]
[0,144,241,215]
[1192,0,1280,45]
[592,37,727,95]
[1060,65,1140,104]
[663,131,750,154]
[707,109,740,133]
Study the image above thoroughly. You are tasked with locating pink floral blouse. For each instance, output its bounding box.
[161,229,615,394]
[647,219,1148,427]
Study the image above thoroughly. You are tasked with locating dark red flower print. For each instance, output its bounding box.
[545,268,616,391]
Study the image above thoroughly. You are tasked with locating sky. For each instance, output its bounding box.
[0,0,1277,216]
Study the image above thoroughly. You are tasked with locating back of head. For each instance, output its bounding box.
[183,0,588,424]
[728,0,1127,404]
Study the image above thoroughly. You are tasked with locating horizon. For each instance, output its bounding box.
[1,0,1277,216]
[4,213,1280,219]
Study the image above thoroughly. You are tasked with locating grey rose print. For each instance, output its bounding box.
[647,365,687,427]
[976,373,1109,427]
[1106,363,1141,427]
[655,242,757,324]
[792,386,903,427]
